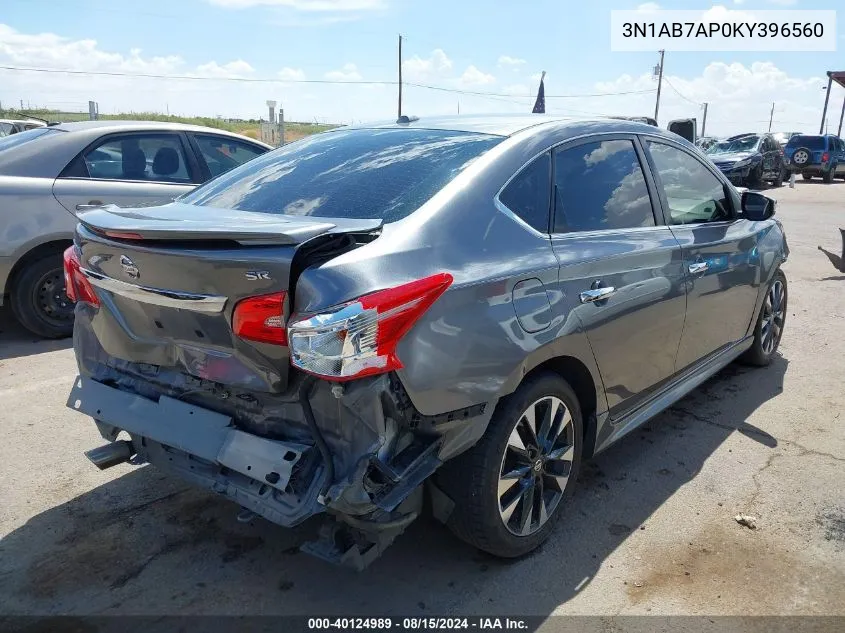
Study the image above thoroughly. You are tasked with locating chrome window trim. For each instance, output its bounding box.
[550,225,672,240]
[494,132,660,240]
[81,269,227,313]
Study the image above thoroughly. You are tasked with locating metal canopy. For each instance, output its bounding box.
[819,71,845,135]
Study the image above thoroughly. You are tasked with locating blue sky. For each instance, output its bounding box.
[1,0,843,135]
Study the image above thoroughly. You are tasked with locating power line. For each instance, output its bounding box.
[407,82,655,99]
[663,77,700,105]
[0,64,657,99]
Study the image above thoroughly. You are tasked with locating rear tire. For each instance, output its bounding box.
[437,372,583,558]
[740,269,787,367]
[9,254,75,339]
[823,167,835,183]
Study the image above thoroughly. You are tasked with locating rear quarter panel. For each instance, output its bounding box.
[0,176,77,297]
[293,122,613,420]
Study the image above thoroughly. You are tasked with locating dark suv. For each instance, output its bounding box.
[706,133,785,187]
[784,134,845,182]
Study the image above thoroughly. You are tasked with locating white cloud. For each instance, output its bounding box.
[498,55,526,69]
[402,49,452,81]
[636,2,660,12]
[594,61,828,135]
[768,0,797,5]
[733,0,745,4]
[324,62,362,81]
[207,0,383,10]
[278,66,306,80]
[196,59,255,78]
[459,65,495,87]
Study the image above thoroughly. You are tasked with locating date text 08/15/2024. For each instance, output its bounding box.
[307,617,529,630]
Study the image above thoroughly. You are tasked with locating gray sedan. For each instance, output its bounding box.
[0,121,271,337]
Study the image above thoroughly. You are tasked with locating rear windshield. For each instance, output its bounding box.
[0,127,58,153]
[787,135,825,151]
[183,128,502,222]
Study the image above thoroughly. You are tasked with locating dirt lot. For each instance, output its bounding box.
[1,181,844,617]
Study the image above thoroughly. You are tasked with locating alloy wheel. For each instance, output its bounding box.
[498,396,575,536]
[761,279,785,355]
[793,150,809,165]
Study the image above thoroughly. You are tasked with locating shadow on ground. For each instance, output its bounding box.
[0,307,71,361]
[0,357,787,616]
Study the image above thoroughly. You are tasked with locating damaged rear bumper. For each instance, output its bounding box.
[67,373,493,568]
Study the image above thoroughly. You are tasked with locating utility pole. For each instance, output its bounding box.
[768,102,775,132]
[701,102,708,137]
[820,73,833,134]
[653,50,665,124]
[838,96,845,137]
[397,34,403,119]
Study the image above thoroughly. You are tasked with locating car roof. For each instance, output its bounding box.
[52,120,271,144]
[343,114,667,137]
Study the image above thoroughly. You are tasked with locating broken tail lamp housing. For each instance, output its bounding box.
[287,273,453,381]
[63,246,100,307]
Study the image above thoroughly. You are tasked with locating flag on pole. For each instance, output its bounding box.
[532,71,546,114]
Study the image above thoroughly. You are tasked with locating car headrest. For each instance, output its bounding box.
[122,148,147,180]
[152,147,180,177]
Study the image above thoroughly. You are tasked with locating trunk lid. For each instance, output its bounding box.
[75,202,381,392]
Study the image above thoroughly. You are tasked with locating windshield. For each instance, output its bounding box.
[0,122,12,137]
[786,135,825,151]
[706,136,760,155]
[183,128,503,222]
[0,127,58,153]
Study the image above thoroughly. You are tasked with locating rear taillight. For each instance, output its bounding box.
[233,292,288,345]
[62,246,99,307]
[288,273,453,381]
[822,152,830,162]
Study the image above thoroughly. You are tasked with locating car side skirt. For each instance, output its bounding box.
[593,335,754,454]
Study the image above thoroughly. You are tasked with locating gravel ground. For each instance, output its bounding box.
[1,180,843,617]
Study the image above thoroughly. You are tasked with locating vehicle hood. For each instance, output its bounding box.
[708,152,757,164]
[76,201,383,245]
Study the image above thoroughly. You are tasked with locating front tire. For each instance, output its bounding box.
[9,254,75,339]
[823,166,835,183]
[437,372,583,558]
[748,164,763,189]
[740,269,787,367]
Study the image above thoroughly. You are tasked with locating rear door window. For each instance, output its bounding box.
[192,134,267,178]
[76,134,192,182]
[498,153,551,233]
[183,128,502,221]
[552,139,655,233]
[646,141,732,225]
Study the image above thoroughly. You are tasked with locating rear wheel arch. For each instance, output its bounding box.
[518,355,599,457]
[5,239,73,296]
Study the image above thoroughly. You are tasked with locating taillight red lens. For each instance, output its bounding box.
[822,152,830,162]
[233,292,287,345]
[287,273,453,381]
[62,246,100,307]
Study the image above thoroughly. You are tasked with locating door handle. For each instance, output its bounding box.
[688,261,709,274]
[579,287,616,303]
[76,200,103,210]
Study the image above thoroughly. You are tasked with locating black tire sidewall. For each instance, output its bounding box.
[745,269,787,366]
[10,254,74,339]
[442,372,583,558]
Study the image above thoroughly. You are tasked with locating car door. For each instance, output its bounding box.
[187,133,269,180]
[643,137,762,372]
[52,131,200,214]
[549,135,687,418]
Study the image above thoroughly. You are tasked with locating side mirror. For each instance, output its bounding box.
[741,191,776,221]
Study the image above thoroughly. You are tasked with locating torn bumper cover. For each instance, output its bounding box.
[67,371,493,568]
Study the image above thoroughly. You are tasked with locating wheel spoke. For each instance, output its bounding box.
[520,407,539,449]
[536,476,548,526]
[518,480,536,535]
[500,485,523,525]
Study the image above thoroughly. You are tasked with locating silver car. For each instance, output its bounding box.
[0,121,271,337]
